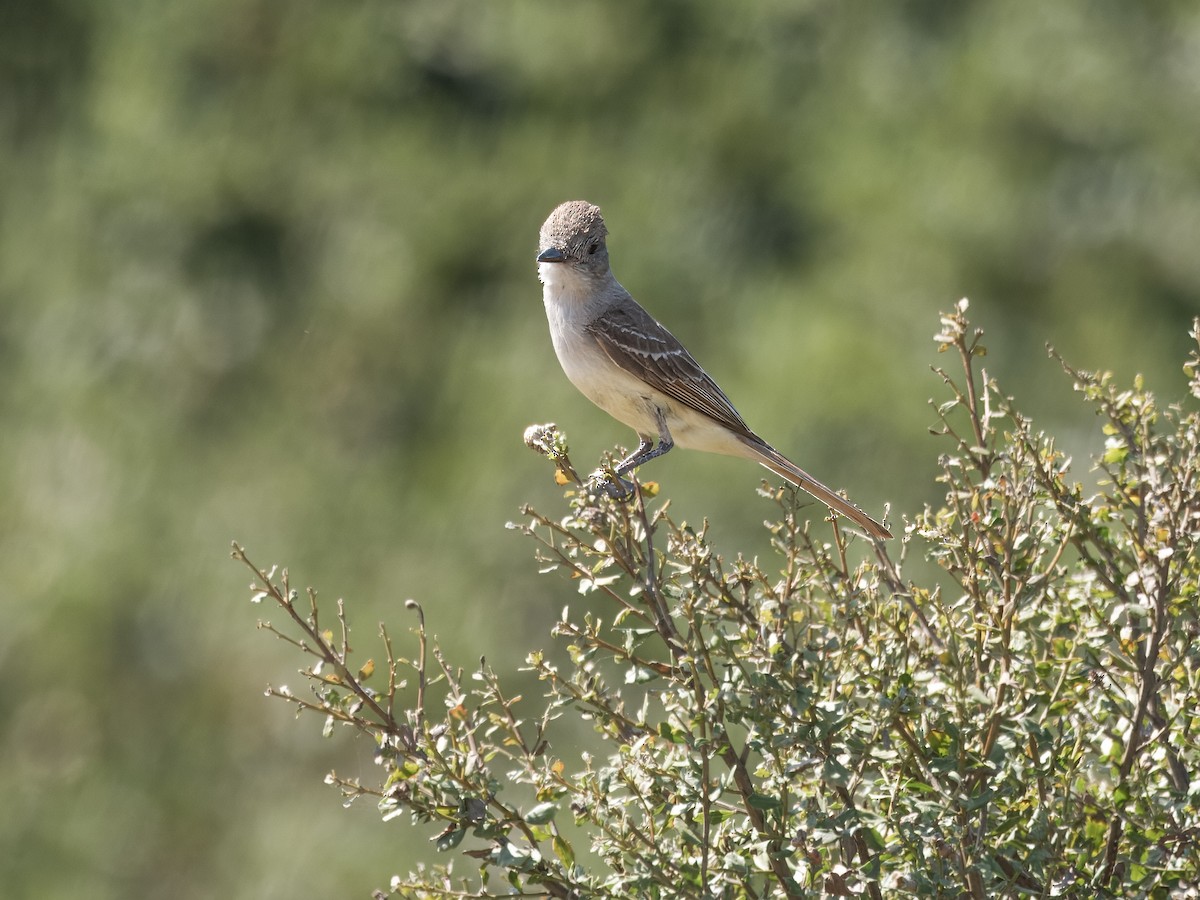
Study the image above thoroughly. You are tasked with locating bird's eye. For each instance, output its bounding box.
[587,242,599,255]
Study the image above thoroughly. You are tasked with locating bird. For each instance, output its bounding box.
[535,200,891,541]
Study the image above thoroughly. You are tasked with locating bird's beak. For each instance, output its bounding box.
[537,247,566,263]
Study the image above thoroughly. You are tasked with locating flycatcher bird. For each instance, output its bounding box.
[536,200,891,541]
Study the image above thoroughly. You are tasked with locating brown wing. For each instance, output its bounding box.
[586,301,755,438]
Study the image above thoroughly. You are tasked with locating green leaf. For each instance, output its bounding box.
[658,721,685,743]
[747,793,781,811]
[434,827,465,852]
[552,834,575,869]
[525,801,558,825]
[1103,438,1128,465]
[722,851,750,874]
[822,757,852,787]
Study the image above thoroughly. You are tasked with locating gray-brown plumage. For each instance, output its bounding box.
[537,200,891,540]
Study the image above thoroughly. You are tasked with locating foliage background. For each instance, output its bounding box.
[2,2,1197,897]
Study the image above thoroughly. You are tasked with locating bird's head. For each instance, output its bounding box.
[537,201,611,284]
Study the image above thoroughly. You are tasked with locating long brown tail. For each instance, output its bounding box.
[742,438,892,540]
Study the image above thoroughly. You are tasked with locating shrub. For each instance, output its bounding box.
[236,301,1200,897]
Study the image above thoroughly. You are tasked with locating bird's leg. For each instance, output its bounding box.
[617,408,676,475]
[592,435,652,499]
[596,411,675,499]
[611,434,674,481]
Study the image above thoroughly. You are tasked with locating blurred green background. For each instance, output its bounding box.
[3,1,1197,897]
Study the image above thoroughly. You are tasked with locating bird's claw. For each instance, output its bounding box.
[589,470,634,502]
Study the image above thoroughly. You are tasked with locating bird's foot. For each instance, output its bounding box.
[588,469,635,502]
